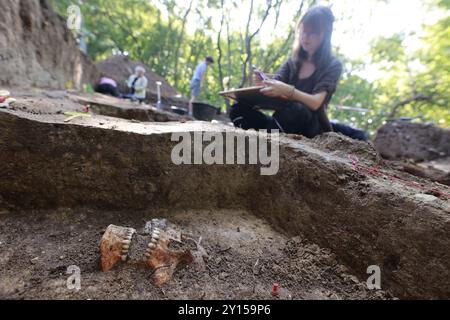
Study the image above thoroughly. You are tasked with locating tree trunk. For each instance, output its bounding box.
[173,0,195,88]
[217,0,231,113]
[240,0,274,88]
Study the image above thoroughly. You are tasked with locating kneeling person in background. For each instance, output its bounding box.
[95,75,120,98]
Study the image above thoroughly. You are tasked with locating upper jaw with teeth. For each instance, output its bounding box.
[144,228,194,286]
[100,225,136,272]
[145,228,161,259]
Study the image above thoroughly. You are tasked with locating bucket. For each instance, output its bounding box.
[171,106,188,116]
[193,102,219,121]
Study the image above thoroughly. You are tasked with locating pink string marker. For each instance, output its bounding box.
[271,283,279,296]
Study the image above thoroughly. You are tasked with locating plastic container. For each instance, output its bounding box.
[193,102,219,121]
[171,106,188,116]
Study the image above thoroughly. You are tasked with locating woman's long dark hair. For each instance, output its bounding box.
[292,5,335,71]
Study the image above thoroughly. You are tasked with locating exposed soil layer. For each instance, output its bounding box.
[67,92,190,122]
[0,209,389,300]
[0,103,449,299]
[0,0,98,89]
[389,158,450,187]
[5,89,190,123]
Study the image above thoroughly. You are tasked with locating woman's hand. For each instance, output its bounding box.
[260,80,294,100]
[254,78,264,87]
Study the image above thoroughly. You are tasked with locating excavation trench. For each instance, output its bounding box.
[67,92,186,123]
[0,108,449,300]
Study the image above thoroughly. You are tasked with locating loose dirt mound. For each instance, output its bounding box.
[374,121,450,161]
[95,55,181,99]
[374,121,450,186]
[0,0,98,89]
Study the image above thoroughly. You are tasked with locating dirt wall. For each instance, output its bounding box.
[375,121,450,161]
[0,0,98,89]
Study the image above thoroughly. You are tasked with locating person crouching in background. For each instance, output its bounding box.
[95,75,120,97]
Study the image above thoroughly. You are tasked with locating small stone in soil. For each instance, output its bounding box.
[219,272,229,280]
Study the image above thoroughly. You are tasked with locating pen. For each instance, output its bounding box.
[254,69,267,81]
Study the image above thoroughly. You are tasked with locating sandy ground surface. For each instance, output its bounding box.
[0,209,390,300]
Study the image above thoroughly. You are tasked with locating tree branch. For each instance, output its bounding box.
[262,0,305,71]
[388,94,433,119]
[173,0,195,87]
[240,0,275,88]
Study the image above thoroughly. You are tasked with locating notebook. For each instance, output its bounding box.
[219,86,288,110]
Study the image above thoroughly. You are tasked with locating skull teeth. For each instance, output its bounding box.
[126,229,135,240]
[122,239,131,245]
[121,255,127,262]
[144,251,153,258]
[151,238,158,244]
[148,243,156,249]
[152,234,160,240]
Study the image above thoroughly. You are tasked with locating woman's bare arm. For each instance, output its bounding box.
[260,79,327,111]
[291,90,327,111]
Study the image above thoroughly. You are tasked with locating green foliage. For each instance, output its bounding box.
[365,10,450,131]
[330,0,450,136]
[329,56,386,136]
[83,84,95,94]
[370,34,407,67]
[48,0,305,111]
[48,0,449,133]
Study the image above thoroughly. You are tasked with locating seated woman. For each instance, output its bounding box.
[230,5,367,141]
